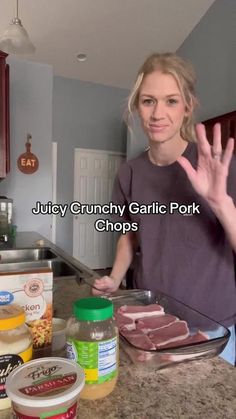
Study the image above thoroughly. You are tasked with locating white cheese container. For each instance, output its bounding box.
[6,357,85,418]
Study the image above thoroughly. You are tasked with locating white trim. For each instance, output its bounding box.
[51,141,57,243]
[74,148,125,156]
[73,148,125,267]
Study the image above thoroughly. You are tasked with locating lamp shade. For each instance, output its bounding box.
[0,18,35,54]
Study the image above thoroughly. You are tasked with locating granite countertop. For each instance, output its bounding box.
[55,280,236,419]
[0,233,236,418]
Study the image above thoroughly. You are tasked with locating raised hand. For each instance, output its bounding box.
[177,123,235,207]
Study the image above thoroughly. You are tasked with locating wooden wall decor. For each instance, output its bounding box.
[17,134,39,174]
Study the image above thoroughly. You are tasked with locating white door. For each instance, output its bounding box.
[73,149,124,269]
[50,142,57,243]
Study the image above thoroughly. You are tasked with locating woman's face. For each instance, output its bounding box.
[138,71,188,145]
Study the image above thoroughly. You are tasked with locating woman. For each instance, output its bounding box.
[93,53,236,365]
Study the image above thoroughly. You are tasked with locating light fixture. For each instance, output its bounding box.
[77,53,87,62]
[0,0,35,54]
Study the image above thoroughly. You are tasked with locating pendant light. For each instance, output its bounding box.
[0,0,35,54]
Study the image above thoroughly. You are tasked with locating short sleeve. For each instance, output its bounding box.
[111,162,132,222]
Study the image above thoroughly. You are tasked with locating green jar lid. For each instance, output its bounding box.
[73,297,114,321]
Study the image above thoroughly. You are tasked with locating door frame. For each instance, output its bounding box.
[51,141,57,243]
[73,148,125,267]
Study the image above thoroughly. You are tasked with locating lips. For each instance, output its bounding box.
[148,125,169,132]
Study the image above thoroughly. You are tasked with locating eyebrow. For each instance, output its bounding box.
[140,93,181,98]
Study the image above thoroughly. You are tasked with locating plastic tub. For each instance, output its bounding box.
[6,357,85,418]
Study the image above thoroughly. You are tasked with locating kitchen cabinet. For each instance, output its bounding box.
[203,110,236,153]
[0,51,10,179]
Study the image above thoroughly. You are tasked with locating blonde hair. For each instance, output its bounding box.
[126,53,198,142]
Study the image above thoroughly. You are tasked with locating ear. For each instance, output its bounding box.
[184,97,195,117]
[184,104,193,118]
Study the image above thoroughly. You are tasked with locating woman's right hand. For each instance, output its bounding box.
[92,276,121,295]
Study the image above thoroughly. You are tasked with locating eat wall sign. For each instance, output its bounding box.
[17,134,39,174]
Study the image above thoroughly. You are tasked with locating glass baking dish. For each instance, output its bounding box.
[110,289,230,369]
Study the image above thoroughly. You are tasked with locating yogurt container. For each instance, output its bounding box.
[6,357,85,418]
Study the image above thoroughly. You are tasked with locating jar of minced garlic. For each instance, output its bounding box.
[0,304,33,411]
[66,297,118,400]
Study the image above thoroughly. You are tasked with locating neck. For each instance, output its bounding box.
[148,137,188,166]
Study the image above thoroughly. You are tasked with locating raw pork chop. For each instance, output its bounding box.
[148,320,189,348]
[157,330,209,349]
[136,314,178,333]
[114,312,135,331]
[121,329,156,350]
[117,304,164,321]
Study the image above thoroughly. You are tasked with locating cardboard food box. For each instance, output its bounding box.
[0,268,53,353]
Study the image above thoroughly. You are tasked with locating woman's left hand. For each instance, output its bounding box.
[177,123,235,207]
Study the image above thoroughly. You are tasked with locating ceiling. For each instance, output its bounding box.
[0,0,215,89]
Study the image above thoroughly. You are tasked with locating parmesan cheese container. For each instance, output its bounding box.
[6,357,85,418]
[0,304,32,411]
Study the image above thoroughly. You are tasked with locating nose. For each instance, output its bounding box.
[151,102,165,120]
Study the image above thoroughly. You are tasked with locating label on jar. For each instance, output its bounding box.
[0,346,32,399]
[67,337,117,384]
[12,401,77,419]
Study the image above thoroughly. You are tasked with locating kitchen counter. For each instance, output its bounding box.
[56,280,236,419]
[1,278,235,419]
[0,233,236,418]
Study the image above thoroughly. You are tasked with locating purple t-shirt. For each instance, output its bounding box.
[112,142,236,327]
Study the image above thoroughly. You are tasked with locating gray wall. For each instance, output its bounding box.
[128,0,236,159]
[177,0,236,121]
[127,114,149,160]
[0,57,53,239]
[53,76,128,253]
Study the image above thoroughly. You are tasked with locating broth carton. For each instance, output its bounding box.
[0,268,53,356]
